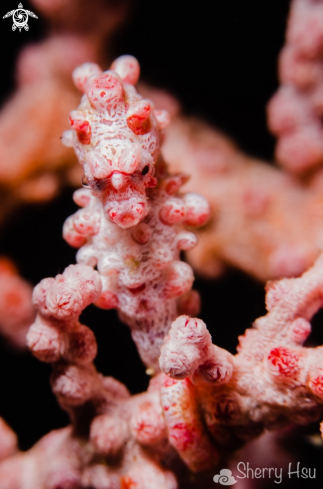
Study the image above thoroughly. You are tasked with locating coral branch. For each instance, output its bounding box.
[0,257,35,348]
[5,254,323,486]
[0,418,17,463]
[268,0,323,174]
[161,116,323,281]
[160,254,323,471]
[11,263,178,488]
[4,24,323,483]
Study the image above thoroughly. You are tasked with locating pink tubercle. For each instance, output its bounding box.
[308,369,323,399]
[73,189,92,208]
[63,216,87,248]
[86,72,124,110]
[126,100,151,135]
[87,152,113,179]
[95,290,119,309]
[69,112,92,145]
[267,346,300,378]
[108,201,146,228]
[162,174,189,195]
[131,223,152,244]
[159,198,186,225]
[72,62,102,93]
[130,404,166,445]
[118,146,141,174]
[163,261,194,299]
[111,55,140,86]
[182,193,210,227]
[73,211,100,235]
[242,189,270,217]
[289,318,311,344]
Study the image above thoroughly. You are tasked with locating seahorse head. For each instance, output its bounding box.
[64,55,169,229]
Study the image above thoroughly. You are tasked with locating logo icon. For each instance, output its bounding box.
[213,469,237,485]
[3,3,38,32]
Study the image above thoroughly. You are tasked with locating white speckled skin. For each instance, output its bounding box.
[63,56,210,371]
[66,56,161,229]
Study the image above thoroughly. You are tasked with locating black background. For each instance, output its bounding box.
[0,1,323,487]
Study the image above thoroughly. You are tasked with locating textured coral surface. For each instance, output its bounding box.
[162,116,323,281]
[0,257,35,348]
[268,0,323,174]
[3,242,323,487]
[159,254,323,472]
[3,3,323,486]
[1,265,178,488]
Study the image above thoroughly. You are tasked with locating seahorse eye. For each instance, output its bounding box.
[141,165,149,176]
[81,174,90,188]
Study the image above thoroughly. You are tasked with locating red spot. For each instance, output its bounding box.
[95,290,119,310]
[171,423,194,450]
[121,476,137,489]
[127,115,151,135]
[126,101,151,135]
[163,376,178,387]
[69,115,91,145]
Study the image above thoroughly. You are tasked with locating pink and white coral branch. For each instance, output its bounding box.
[13,263,178,489]
[6,254,323,486]
[0,258,35,348]
[162,116,323,281]
[268,0,323,174]
[5,42,323,487]
[159,254,323,472]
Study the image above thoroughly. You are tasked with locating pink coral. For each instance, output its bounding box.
[1,264,178,488]
[5,255,323,486]
[3,47,323,488]
[0,258,35,348]
[268,0,323,174]
[161,116,323,281]
[0,418,17,463]
[159,254,323,471]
